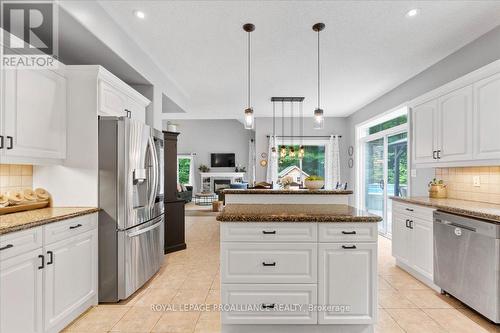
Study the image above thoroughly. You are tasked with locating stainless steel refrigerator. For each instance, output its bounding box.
[98,117,164,302]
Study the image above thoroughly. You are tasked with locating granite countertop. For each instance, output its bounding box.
[216,204,382,223]
[0,207,100,235]
[222,189,353,195]
[390,196,500,224]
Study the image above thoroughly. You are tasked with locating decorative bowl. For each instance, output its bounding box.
[304,180,324,190]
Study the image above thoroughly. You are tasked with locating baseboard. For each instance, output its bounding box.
[222,324,373,333]
[395,259,440,292]
[165,243,187,254]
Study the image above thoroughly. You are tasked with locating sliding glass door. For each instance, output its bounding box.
[362,129,407,237]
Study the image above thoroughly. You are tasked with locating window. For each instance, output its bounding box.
[177,155,193,185]
[277,145,325,183]
[368,114,407,135]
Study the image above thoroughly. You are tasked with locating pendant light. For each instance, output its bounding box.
[280,101,287,159]
[271,101,277,158]
[243,23,255,129]
[313,23,325,130]
[298,101,305,159]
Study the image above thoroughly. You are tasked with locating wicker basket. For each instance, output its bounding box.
[428,184,447,198]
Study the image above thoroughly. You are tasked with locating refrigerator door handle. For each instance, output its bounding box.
[127,219,163,237]
[147,136,158,208]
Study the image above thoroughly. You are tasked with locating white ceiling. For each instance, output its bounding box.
[98,0,500,119]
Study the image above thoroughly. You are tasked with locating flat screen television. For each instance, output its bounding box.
[211,153,235,167]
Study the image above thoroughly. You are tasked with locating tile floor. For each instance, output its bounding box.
[64,206,499,333]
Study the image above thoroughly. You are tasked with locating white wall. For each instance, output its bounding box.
[59,1,189,131]
[169,119,254,192]
[347,25,500,196]
[254,117,351,187]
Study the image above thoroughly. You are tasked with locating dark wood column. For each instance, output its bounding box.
[163,131,186,253]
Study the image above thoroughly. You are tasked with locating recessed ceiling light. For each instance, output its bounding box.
[134,10,145,19]
[406,8,420,18]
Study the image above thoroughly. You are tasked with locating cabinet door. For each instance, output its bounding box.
[391,212,411,266]
[411,218,433,281]
[98,79,127,117]
[412,100,438,164]
[473,73,500,160]
[127,97,146,123]
[0,249,43,333]
[44,229,97,331]
[318,243,377,324]
[437,86,473,162]
[3,68,66,159]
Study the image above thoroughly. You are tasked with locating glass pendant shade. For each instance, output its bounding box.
[314,108,324,130]
[280,145,287,158]
[289,146,295,158]
[298,145,305,159]
[244,108,254,129]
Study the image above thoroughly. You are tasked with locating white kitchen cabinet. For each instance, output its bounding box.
[436,86,473,162]
[318,243,376,324]
[0,249,44,333]
[391,201,434,285]
[2,67,66,161]
[0,213,98,333]
[412,99,437,164]
[473,72,500,160]
[44,228,97,332]
[98,79,127,117]
[391,212,411,266]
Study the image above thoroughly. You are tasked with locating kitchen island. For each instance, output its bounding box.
[217,204,382,333]
[223,188,353,205]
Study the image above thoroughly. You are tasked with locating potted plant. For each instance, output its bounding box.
[304,175,325,190]
[428,178,447,198]
[198,164,210,173]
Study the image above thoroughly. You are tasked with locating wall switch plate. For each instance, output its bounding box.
[473,176,481,187]
[411,169,417,177]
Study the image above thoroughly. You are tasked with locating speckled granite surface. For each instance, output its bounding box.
[0,207,100,235]
[391,196,500,224]
[222,189,353,195]
[217,204,381,222]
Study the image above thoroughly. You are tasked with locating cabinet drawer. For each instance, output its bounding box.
[220,243,317,283]
[318,223,377,242]
[393,201,434,221]
[221,284,317,324]
[44,213,97,245]
[0,227,43,260]
[221,223,317,242]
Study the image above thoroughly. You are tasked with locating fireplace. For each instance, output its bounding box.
[214,179,231,193]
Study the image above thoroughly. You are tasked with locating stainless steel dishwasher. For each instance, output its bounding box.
[434,211,500,323]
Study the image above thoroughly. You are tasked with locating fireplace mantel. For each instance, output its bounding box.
[200,172,246,193]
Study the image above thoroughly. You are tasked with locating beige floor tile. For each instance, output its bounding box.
[194,319,220,333]
[66,305,130,332]
[152,311,200,333]
[457,308,500,333]
[199,311,221,321]
[424,309,492,333]
[374,309,405,333]
[171,289,209,305]
[378,276,395,291]
[205,289,221,304]
[383,273,429,290]
[378,290,418,309]
[386,308,446,333]
[134,288,178,307]
[110,307,162,332]
[399,289,454,309]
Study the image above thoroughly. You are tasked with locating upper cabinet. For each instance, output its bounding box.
[411,61,500,167]
[1,66,67,163]
[473,73,500,160]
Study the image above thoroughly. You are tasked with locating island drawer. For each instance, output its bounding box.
[318,223,378,242]
[44,213,97,244]
[0,227,43,260]
[221,223,317,242]
[393,201,434,221]
[221,283,317,324]
[220,243,317,283]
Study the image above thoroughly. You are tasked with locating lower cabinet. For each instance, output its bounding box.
[0,213,98,333]
[392,201,434,283]
[318,243,377,324]
[0,249,44,333]
[220,222,378,326]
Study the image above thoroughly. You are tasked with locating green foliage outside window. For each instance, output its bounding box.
[278,145,325,178]
[368,115,407,135]
[178,158,191,185]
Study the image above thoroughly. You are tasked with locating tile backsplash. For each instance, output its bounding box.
[435,166,500,204]
[0,164,33,193]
